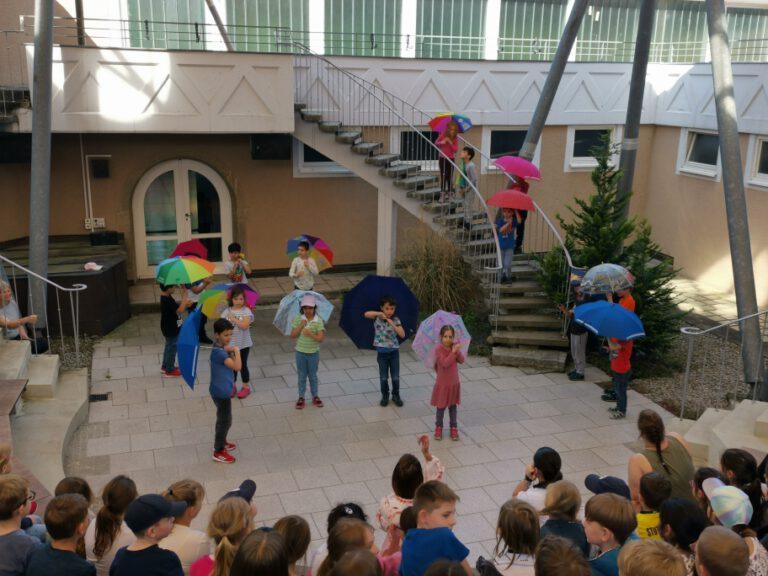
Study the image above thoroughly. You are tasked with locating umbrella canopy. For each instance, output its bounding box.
[487,188,536,212]
[580,263,635,295]
[574,300,645,341]
[178,308,201,389]
[156,256,215,286]
[412,310,471,369]
[428,113,473,134]
[198,283,260,319]
[286,235,334,272]
[171,239,208,259]
[340,275,419,350]
[493,156,541,181]
[273,290,334,336]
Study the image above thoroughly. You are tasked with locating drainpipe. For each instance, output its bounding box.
[204,0,234,52]
[706,0,765,396]
[75,0,85,46]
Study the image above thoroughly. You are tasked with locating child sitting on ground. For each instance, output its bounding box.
[308,503,368,576]
[636,472,672,541]
[274,515,311,576]
[534,536,590,576]
[160,480,210,575]
[583,493,638,576]
[659,498,711,576]
[618,539,686,576]
[316,518,378,576]
[190,497,253,576]
[478,499,539,575]
[399,481,472,576]
[159,284,192,377]
[364,296,406,407]
[540,481,589,557]
[0,474,41,575]
[222,286,254,399]
[26,494,94,576]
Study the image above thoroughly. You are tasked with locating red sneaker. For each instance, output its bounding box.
[212,450,236,463]
[312,397,324,408]
[434,426,443,441]
[450,427,459,441]
[161,368,181,378]
[236,386,251,399]
[224,441,237,451]
[295,397,305,410]
[230,384,237,398]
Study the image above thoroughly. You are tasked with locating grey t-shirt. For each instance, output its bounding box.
[0,529,42,576]
[0,299,21,339]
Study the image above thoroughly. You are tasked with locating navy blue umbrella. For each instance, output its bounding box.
[574,300,645,341]
[340,275,419,350]
[178,308,201,389]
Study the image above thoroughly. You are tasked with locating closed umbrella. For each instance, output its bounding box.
[178,308,201,389]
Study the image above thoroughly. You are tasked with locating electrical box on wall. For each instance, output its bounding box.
[93,217,105,229]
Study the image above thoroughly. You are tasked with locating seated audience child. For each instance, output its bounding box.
[692,467,725,516]
[160,480,210,575]
[190,497,253,576]
[659,498,711,576]
[26,494,95,576]
[425,560,467,576]
[635,472,672,540]
[308,503,368,576]
[399,480,472,576]
[695,525,750,576]
[109,494,185,576]
[54,477,94,508]
[230,528,288,576]
[533,536,590,576]
[720,449,767,530]
[478,499,539,575]
[585,475,632,500]
[540,481,589,557]
[0,474,41,576]
[274,515,311,576]
[316,518,378,576]
[513,448,563,519]
[617,539,686,576]
[583,493,638,576]
[330,550,383,576]
[85,475,138,576]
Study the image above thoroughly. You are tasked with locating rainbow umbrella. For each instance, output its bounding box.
[428,113,473,134]
[155,256,215,286]
[286,235,334,272]
[412,310,471,369]
[198,283,260,319]
[493,156,541,181]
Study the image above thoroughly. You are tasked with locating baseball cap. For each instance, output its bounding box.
[124,494,186,533]
[300,294,316,308]
[220,479,257,504]
[584,474,631,500]
[702,478,753,528]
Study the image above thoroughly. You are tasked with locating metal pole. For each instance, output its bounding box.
[616,0,656,220]
[706,0,765,396]
[519,0,589,160]
[204,0,234,52]
[28,0,54,330]
[75,0,85,47]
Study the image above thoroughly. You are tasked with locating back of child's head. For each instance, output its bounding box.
[54,476,94,505]
[329,549,382,576]
[208,497,254,576]
[659,498,711,553]
[0,442,10,474]
[461,146,475,160]
[94,475,137,558]
[495,499,540,559]
[424,560,466,576]
[584,493,638,545]
[639,472,672,511]
[326,502,368,533]
[533,447,563,487]
[380,295,396,308]
[163,479,204,517]
[618,539,686,576]
[230,529,288,576]
[45,493,89,540]
[213,318,234,335]
[542,480,581,521]
[413,480,459,517]
[158,283,172,292]
[298,240,310,251]
[318,518,373,576]
[0,474,28,520]
[228,242,242,254]
[534,536,590,576]
[228,286,246,307]
[273,515,311,566]
[392,453,424,499]
[400,506,417,533]
[695,525,750,576]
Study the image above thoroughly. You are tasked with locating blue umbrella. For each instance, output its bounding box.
[340,275,419,350]
[178,308,201,389]
[574,300,645,341]
[273,290,334,336]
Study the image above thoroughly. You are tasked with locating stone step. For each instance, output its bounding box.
[294,102,307,111]
[365,153,400,166]
[0,339,31,380]
[336,131,362,144]
[490,330,569,348]
[299,109,323,122]
[504,266,540,280]
[380,164,420,179]
[462,238,497,250]
[684,407,729,464]
[491,346,567,372]
[756,406,768,438]
[497,281,544,295]
[393,174,440,190]
[318,120,342,133]
[497,296,552,310]
[407,187,442,202]
[708,399,768,466]
[422,200,463,214]
[24,354,60,399]
[351,141,383,155]
[491,313,562,329]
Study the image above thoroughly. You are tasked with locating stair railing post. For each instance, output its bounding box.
[680,330,696,419]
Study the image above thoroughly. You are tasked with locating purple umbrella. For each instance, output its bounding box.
[412,310,471,369]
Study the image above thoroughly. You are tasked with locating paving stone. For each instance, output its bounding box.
[292,465,341,489]
[87,435,132,457]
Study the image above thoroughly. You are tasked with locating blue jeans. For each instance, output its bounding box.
[501,248,515,279]
[377,348,400,397]
[296,351,320,399]
[162,335,177,371]
[614,370,631,414]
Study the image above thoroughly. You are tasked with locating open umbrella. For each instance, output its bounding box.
[580,263,635,295]
[198,283,260,319]
[156,256,215,286]
[428,113,473,134]
[574,300,645,341]
[412,310,471,369]
[273,290,334,336]
[178,308,201,389]
[340,275,419,350]
[171,239,208,259]
[493,156,541,181]
[286,235,334,272]
[487,188,536,212]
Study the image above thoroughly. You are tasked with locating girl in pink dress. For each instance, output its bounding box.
[431,325,464,441]
[436,121,459,201]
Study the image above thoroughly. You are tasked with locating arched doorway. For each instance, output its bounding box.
[132,159,233,278]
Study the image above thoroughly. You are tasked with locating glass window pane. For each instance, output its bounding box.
[303,144,334,163]
[758,141,768,175]
[490,130,527,158]
[688,133,719,165]
[188,171,221,234]
[573,129,611,158]
[197,238,223,263]
[400,131,439,161]
[146,239,178,266]
[144,171,177,236]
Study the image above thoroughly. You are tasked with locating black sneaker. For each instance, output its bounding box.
[392,394,404,407]
[380,395,389,407]
[601,390,617,402]
[568,371,585,381]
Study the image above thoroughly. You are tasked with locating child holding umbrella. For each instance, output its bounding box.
[431,325,464,441]
[290,294,325,410]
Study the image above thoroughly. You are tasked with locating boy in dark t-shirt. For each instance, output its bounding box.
[159,284,192,378]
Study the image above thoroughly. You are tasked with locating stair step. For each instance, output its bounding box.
[434,212,485,226]
[491,313,562,329]
[336,131,362,144]
[319,121,342,133]
[498,281,544,295]
[490,330,568,348]
[0,339,31,380]
[300,109,323,122]
[708,399,768,465]
[755,406,768,438]
[422,200,463,214]
[351,141,383,154]
[498,296,552,310]
[393,174,440,190]
[462,238,497,250]
[407,187,442,201]
[24,354,60,399]
[491,346,567,371]
[380,164,420,178]
[504,266,540,280]
[294,102,307,111]
[684,407,728,464]
[365,153,400,167]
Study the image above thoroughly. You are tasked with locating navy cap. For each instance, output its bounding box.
[220,479,257,504]
[584,474,631,500]
[124,494,186,533]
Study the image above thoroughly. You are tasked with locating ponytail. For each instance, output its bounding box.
[721,449,766,528]
[213,535,238,576]
[637,410,671,474]
[93,475,137,558]
[207,498,253,576]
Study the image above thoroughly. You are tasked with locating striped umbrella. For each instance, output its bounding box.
[155,256,215,286]
[286,235,334,272]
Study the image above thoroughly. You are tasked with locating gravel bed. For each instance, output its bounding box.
[50,334,100,370]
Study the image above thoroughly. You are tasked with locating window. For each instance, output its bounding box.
[292,138,352,177]
[745,135,768,189]
[564,126,621,171]
[676,129,720,179]
[391,129,440,170]
[480,127,540,173]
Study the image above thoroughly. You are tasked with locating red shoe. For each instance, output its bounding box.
[450,427,459,441]
[236,386,251,399]
[434,426,443,441]
[312,397,324,408]
[161,368,181,378]
[224,441,237,451]
[212,450,236,463]
[296,397,305,410]
[230,384,237,398]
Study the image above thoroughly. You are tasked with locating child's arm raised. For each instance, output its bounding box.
[390,318,405,339]
[241,259,252,275]
[453,343,466,364]
[363,310,384,320]
[288,258,299,279]
[307,258,319,275]
[290,318,307,339]
[223,346,242,371]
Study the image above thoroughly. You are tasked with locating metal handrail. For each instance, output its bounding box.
[680,309,768,336]
[0,254,87,293]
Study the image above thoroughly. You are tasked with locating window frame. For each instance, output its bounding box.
[564,125,622,172]
[389,126,441,171]
[676,128,721,181]
[292,138,353,178]
[480,126,541,174]
[745,134,768,190]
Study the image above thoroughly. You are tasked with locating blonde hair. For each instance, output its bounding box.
[494,499,540,566]
[208,497,254,576]
[584,493,638,545]
[618,539,687,576]
[163,479,205,517]
[0,474,28,520]
[541,480,581,521]
[0,443,11,474]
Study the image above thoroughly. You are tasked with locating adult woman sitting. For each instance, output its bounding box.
[0,280,48,353]
[628,409,695,511]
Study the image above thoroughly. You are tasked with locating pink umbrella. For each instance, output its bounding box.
[493,156,541,181]
[171,239,208,259]
[487,189,536,212]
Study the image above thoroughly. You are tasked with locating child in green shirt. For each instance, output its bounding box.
[290,294,325,410]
